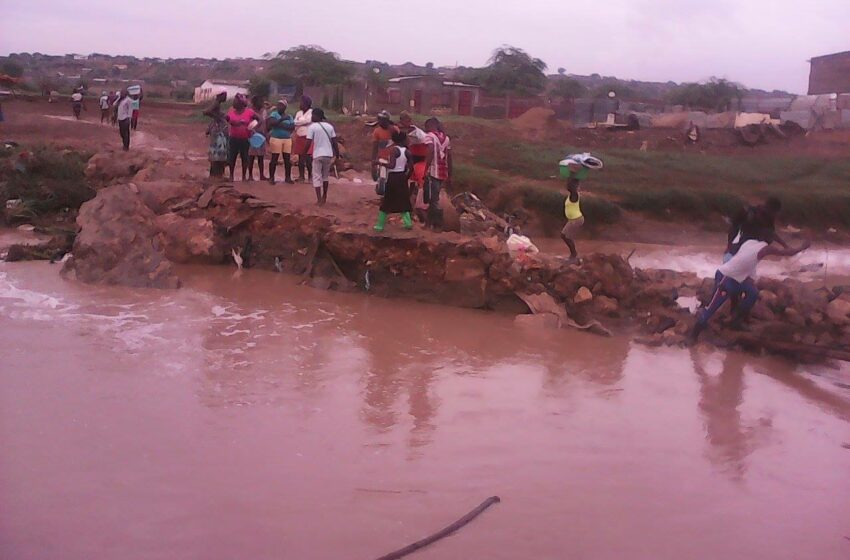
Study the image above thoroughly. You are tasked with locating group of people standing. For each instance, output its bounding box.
[370,110,452,232]
[201,93,453,222]
[203,92,337,204]
[89,89,141,151]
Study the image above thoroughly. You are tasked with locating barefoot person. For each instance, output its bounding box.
[267,99,295,184]
[374,130,413,232]
[560,176,584,261]
[557,153,603,261]
[225,93,258,182]
[691,232,810,340]
[292,95,313,183]
[304,108,338,205]
[116,89,134,151]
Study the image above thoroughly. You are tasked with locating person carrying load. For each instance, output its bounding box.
[558,153,603,262]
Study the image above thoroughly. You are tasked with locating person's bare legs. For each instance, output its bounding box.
[322,181,329,204]
[561,233,578,259]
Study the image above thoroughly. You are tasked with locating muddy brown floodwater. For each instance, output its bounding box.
[1,262,848,560]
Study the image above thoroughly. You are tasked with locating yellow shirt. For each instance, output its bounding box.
[565,194,582,220]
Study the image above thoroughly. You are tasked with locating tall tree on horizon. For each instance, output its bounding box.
[480,45,548,96]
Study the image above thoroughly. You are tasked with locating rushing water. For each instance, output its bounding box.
[0,262,848,560]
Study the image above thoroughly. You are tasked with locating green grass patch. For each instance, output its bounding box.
[0,145,95,218]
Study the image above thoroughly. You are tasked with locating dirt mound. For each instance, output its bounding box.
[511,108,557,139]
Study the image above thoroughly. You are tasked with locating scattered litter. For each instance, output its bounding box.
[353,178,363,184]
[506,234,539,262]
[5,198,22,209]
[16,224,35,232]
[676,296,700,313]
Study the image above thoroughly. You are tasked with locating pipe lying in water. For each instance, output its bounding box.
[374,496,501,560]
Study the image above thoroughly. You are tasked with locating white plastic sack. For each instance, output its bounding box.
[507,234,540,259]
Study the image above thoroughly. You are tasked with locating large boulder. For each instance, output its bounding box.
[64,184,179,289]
[154,213,223,264]
[85,150,158,184]
[135,180,205,214]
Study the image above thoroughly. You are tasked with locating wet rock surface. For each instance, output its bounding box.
[63,184,179,289]
[37,160,850,361]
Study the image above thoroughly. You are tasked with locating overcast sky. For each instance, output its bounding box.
[1,0,847,93]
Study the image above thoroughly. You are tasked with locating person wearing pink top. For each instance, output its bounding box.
[225,93,258,182]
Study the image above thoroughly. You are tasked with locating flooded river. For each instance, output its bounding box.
[1,262,848,560]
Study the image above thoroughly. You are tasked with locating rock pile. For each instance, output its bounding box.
[38,151,850,361]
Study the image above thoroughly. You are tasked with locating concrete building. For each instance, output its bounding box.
[808,50,850,94]
[193,79,249,103]
[381,75,481,115]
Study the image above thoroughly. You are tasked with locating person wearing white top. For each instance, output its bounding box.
[304,108,337,205]
[99,92,110,124]
[374,129,413,232]
[115,90,134,151]
[292,96,314,183]
[691,233,811,340]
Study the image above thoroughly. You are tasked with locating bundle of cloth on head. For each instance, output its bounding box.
[558,152,603,180]
[559,152,604,169]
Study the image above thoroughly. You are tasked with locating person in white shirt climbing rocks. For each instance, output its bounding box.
[690,230,810,341]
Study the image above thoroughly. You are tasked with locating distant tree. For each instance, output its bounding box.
[666,77,745,111]
[2,61,24,78]
[551,77,586,99]
[271,45,353,87]
[480,45,547,96]
[248,76,271,99]
[557,67,566,75]
[213,60,239,76]
[426,62,434,69]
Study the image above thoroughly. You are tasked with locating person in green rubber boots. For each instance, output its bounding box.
[374,130,414,232]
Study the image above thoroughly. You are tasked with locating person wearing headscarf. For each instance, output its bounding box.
[292,95,314,183]
[247,95,268,181]
[225,93,259,182]
[267,98,295,184]
[203,90,229,178]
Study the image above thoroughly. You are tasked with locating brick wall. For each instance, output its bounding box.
[808,51,850,95]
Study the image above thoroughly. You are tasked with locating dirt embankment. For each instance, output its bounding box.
[3,148,835,363]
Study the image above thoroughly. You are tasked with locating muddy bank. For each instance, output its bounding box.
[38,150,848,362]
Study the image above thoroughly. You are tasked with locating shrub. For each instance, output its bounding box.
[0,145,94,216]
